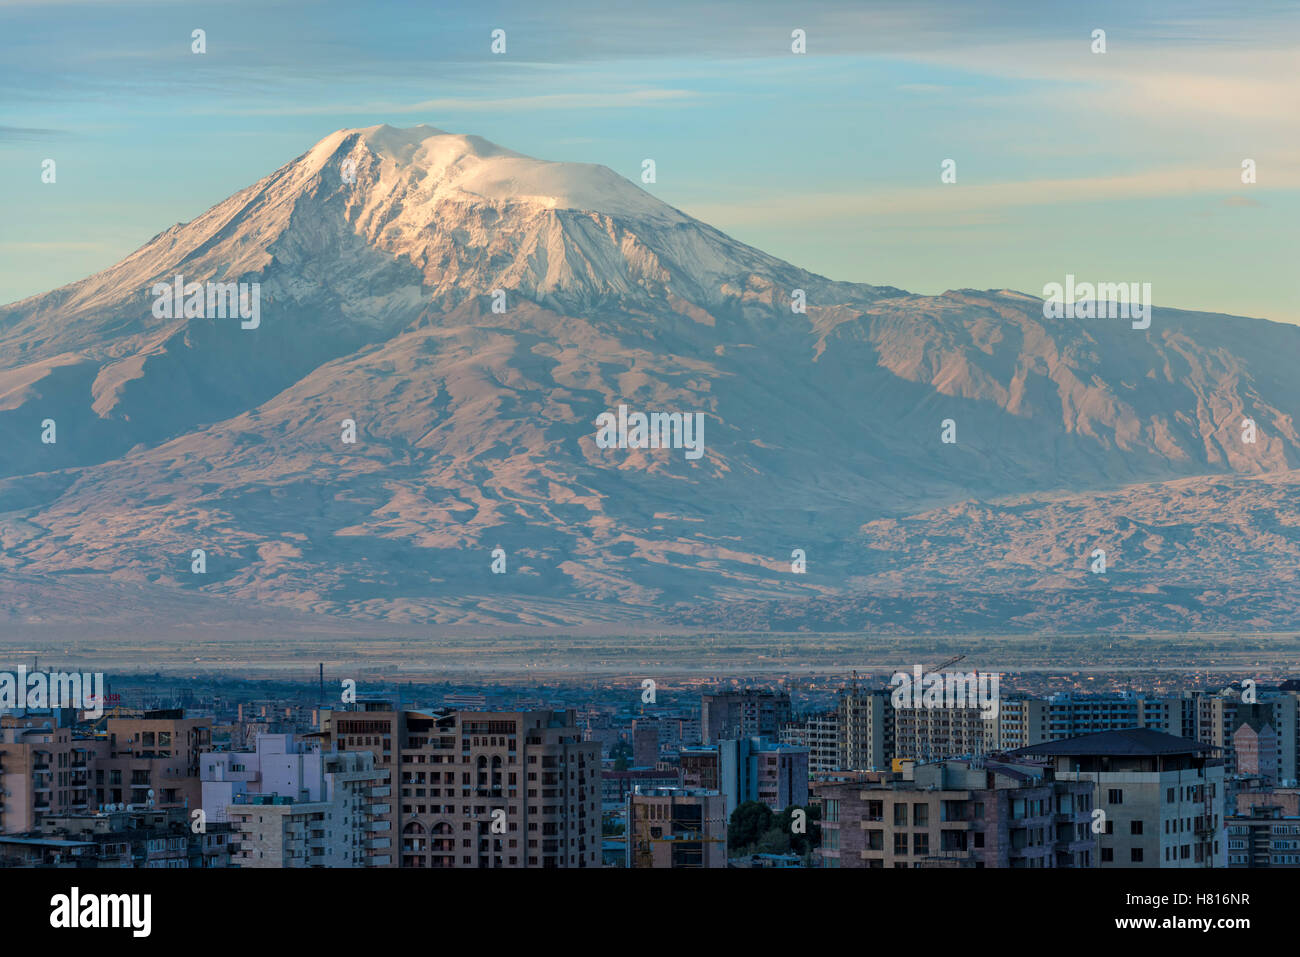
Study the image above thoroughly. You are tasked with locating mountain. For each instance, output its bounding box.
[2,124,1299,632]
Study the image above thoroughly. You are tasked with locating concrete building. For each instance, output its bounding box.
[601,767,680,808]
[680,746,720,791]
[227,750,389,868]
[837,688,893,771]
[321,703,599,868]
[201,732,370,823]
[1194,688,1299,783]
[1232,704,1278,784]
[1008,728,1225,868]
[92,710,212,812]
[0,709,210,834]
[0,715,95,833]
[626,786,727,868]
[779,711,839,775]
[813,759,1094,868]
[717,736,809,816]
[0,807,235,868]
[631,719,659,768]
[893,704,990,762]
[1226,805,1300,867]
[701,690,791,744]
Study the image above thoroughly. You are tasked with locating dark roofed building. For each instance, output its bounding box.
[1003,728,1223,868]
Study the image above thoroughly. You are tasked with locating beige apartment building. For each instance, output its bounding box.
[0,710,212,834]
[813,759,1094,868]
[0,715,95,832]
[321,702,599,868]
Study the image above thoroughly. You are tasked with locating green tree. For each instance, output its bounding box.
[779,804,822,856]
[728,800,775,852]
[756,826,791,855]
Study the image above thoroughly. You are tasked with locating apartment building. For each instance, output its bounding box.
[0,807,235,868]
[626,786,727,868]
[0,715,95,833]
[0,709,212,834]
[601,767,681,808]
[837,688,894,771]
[893,704,990,762]
[680,746,720,791]
[701,690,792,744]
[1226,805,1300,867]
[94,710,212,811]
[1194,688,1299,782]
[717,736,809,816]
[202,732,375,823]
[813,759,1094,868]
[631,719,659,768]
[321,703,599,868]
[1009,728,1225,868]
[779,711,839,775]
[227,751,389,868]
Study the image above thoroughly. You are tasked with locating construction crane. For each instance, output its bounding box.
[929,654,967,672]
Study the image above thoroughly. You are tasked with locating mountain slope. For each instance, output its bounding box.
[1,125,1298,631]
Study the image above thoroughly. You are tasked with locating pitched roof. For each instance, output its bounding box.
[1006,727,1215,758]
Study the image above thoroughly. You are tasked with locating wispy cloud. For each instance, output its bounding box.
[688,164,1298,224]
[203,89,701,118]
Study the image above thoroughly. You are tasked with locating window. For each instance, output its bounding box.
[1130,820,1143,835]
[913,804,929,826]
[1131,848,1143,863]
[1101,848,1113,862]
[1108,789,1123,805]
[893,804,907,826]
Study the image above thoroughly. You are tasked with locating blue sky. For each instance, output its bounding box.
[2,0,1297,320]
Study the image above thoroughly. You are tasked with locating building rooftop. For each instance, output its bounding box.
[1007,727,1215,758]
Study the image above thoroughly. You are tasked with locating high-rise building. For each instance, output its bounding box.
[1008,728,1225,868]
[1195,689,1299,783]
[626,786,727,868]
[701,690,792,744]
[631,719,659,768]
[717,736,809,816]
[780,711,839,775]
[321,704,599,868]
[893,704,989,762]
[837,688,893,771]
